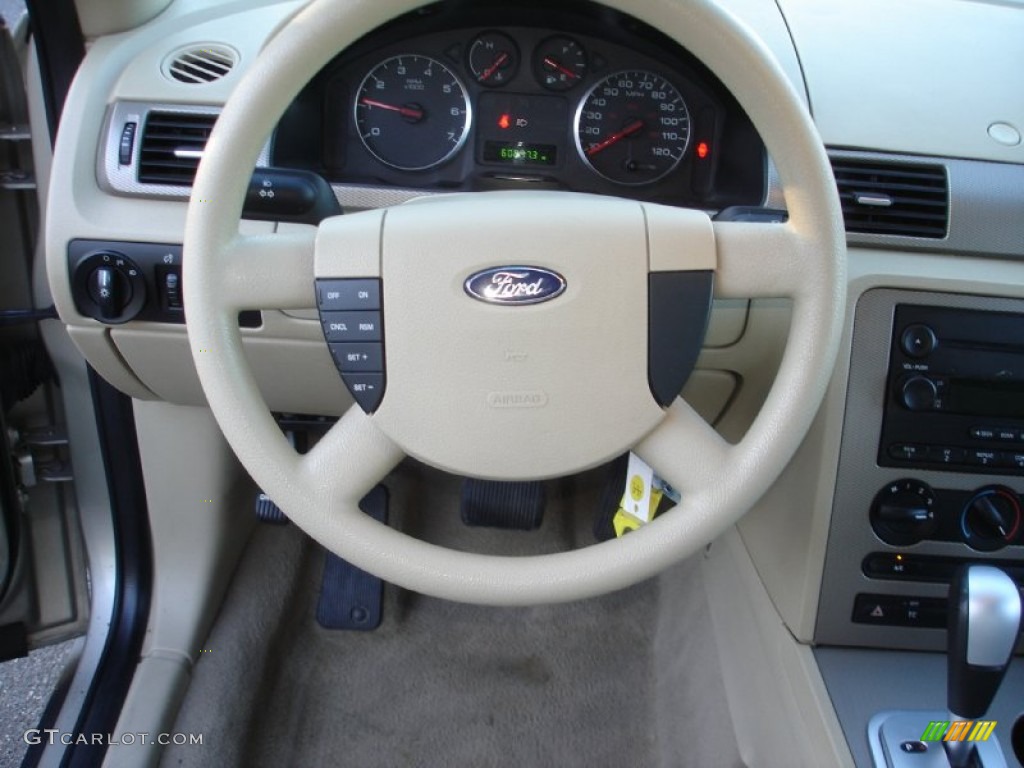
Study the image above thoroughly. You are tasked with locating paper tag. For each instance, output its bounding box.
[621,452,655,523]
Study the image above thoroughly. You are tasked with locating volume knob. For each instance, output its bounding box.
[900,375,938,411]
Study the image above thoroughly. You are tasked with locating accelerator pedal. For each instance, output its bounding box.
[316,485,388,631]
[460,479,545,530]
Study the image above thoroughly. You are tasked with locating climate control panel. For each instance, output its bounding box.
[870,479,1022,551]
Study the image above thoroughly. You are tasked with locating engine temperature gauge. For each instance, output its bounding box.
[467,31,519,87]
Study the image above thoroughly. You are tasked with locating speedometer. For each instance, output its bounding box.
[354,54,471,171]
[574,70,690,185]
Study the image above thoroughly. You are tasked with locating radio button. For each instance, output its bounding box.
[900,324,937,359]
[971,427,997,441]
[888,443,926,461]
[926,446,966,465]
[997,428,1018,442]
[1004,453,1024,470]
[965,449,1000,467]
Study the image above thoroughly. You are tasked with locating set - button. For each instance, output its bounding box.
[316,278,385,412]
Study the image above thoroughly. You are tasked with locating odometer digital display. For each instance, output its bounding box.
[574,70,691,185]
[483,141,557,166]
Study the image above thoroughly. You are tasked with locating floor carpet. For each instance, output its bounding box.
[162,462,742,768]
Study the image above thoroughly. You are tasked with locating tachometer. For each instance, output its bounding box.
[354,55,471,171]
[574,70,690,185]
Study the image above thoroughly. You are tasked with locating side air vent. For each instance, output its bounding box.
[831,159,949,238]
[162,44,237,84]
[137,112,217,185]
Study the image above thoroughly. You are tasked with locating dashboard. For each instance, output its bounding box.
[272,2,765,208]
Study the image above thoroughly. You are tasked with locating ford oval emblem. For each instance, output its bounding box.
[464,266,566,306]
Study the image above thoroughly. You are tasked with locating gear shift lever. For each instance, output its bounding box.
[946,565,1021,767]
[948,565,1021,717]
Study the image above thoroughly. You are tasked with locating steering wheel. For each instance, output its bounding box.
[184,0,845,605]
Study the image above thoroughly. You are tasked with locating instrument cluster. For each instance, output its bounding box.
[275,7,766,209]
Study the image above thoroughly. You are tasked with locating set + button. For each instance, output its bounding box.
[316,278,385,413]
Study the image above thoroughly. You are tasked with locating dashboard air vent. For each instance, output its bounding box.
[163,44,237,84]
[137,111,217,185]
[831,159,948,238]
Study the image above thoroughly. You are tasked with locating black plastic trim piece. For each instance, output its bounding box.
[58,369,153,768]
[647,270,713,407]
[0,621,28,660]
[23,0,85,146]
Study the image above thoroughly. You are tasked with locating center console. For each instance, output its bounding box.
[816,289,1024,652]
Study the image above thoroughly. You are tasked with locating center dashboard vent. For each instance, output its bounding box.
[830,158,949,239]
[137,111,217,186]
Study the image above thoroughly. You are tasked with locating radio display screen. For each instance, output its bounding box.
[948,379,1024,418]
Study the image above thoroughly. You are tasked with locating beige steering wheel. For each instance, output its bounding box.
[183,0,845,605]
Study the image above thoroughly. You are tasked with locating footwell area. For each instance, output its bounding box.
[162,463,741,768]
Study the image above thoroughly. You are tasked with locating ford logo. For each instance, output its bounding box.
[464,266,566,306]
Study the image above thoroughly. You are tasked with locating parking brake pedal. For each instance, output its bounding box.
[316,485,388,631]
[460,479,545,530]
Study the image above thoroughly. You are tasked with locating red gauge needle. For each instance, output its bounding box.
[479,51,510,82]
[542,56,579,80]
[585,120,645,156]
[359,98,424,120]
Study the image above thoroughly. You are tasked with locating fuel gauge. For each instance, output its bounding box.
[534,36,587,91]
[467,31,519,87]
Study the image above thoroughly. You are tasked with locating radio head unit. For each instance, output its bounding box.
[881,304,1024,475]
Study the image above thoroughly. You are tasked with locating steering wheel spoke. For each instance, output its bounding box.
[713,221,814,299]
[635,398,732,495]
[214,230,317,311]
[300,407,405,513]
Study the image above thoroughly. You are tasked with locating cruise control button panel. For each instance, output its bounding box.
[317,278,385,412]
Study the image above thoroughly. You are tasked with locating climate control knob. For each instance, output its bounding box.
[870,478,937,546]
[899,375,938,411]
[961,486,1022,552]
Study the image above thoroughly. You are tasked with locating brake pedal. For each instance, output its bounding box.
[316,485,388,631]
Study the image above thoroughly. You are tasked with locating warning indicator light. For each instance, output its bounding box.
[697,141,710,160]
[498,114,511,129]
